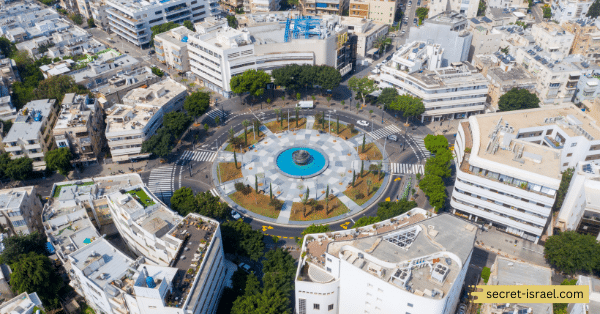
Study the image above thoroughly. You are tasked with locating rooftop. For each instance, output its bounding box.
[487,65,535,84]
[155,26,195,48]
[3,99,55,143]
[54,94,97,131]
[0,186,33,211]
[0,292,43,314]
[70,238,134,288]
[70,54,140,83]
[426,10,467,25]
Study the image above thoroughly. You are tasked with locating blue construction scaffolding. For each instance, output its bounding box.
[283,16,324,43]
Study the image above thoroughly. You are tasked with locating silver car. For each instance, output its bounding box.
[388,135,398,141]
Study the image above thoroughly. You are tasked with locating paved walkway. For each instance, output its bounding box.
[306,116,315,129]
[276,200,293,224]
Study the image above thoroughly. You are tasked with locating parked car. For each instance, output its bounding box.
[296,101,314,109]
[401,30,406,35]
[388,135,398,142]
[357,120,369,127]
[231,210,241,220]
[414,18,418,24]
[385,55,393,61]
[238,263,251,273]
[408,1,412,6]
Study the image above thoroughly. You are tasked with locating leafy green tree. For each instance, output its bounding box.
[377,199,417,220]
[315,65,342,90]
[183,20,194,31]
[227,15,238,29]
[163,111,191,136]
[4,157,32,181]
[44,148,72,177]
[87,18,96,28]
[170,187,228,219]
[552,168,574,212]
[588,0,600,18]
[244,272,261,296]
[69,13,83,25]
[170,187,195,215]
[297,224,330,246]
[231,287,290,314]
[221,219,265,261]
[374,36,392,54]
[481,267,491,283]
[554,279,578,313]
[151,22,180,38]
[498,88,540,111]
[272,64,302,91]
[263,248,296,294]
[543,6,552,18]
[416,7,429,24]
[424,150,453,178]
[419,174,447,209]
[230,69,271,98]
[348,76,378,106]
[141,128,174,157]
[353,216,381,228]
[378,87,398,108]
[184,91,210,117]
[151,66,164,77]
[391,94,425,124]
[0,232,48,265]
[10,252,64,308]
[32,75,88,103]
[424,134,449,154]
[544,231,600,274]
[0,37,14,58]
[477,0,486,16]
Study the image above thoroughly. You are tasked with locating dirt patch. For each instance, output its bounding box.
[289,195,349,221]
[265,118,307,133]
[343,171,384,206]
[217,162,242,183]
[225,129,266,153]
[229,188,281,219]
[357,143,383,161]
[313,121,358,140]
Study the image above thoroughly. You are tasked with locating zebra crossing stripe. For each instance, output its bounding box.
[390,163,425,174]
[209,189,219,197]
[206,109,228,120]
[181,150,217,162]
[368,125,403,140]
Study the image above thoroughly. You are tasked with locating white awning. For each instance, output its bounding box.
[367,48,379,55]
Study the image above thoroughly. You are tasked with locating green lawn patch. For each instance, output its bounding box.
[126,188,156,208]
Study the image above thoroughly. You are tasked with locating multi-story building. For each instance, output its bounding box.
[53,93,105,165]
[295,210,477,314]
[569,275,600,314]
[302,0,348,16]
[562,19,600,65]
[551,0,594,24]
[467,22,503,60]
[89,0,111,31]
[0,292,43,314]
[105,0,219,48]
[486,0,528,9]
[0,58,17,121]
[154,26,195,73]
[481,257,552,314]
[484,7,519,26]
[514,48,599,104]
[473,53,536,110]
[452,105,600,241]
[94,67,161,108]
[348,0,397,25]
[1,99,57,170]
[70,54,141,89]
[0,186,43,236]
[188,13,356,97]
[429,0,478,18]
[574,73,600,104]
[40,60,75,78]
[247,0,279,13]
[376,41,489,122]
[44,175,227,314]
[339,17,388,57]
[104,79,187,161]
[408,11,472,66]
[531,22,575,60]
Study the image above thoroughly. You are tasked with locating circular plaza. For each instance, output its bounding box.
[212,117,390,225]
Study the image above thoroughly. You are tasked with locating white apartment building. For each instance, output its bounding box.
[429,0,478,18]
[452,105,600,241]
[188,13,355,97]
[481,257,552,314]
[348,0,397,25]
[561,19,600,65]
[552,0,595,24]
[574,73,600,104]
[154,26,195,73]
[486,0,528,9]
[105,0,219,48]
[569,275,600,314]
[531,22,575,60]
[0,186,43,236]
[70,54,141,89]
[94,67,161,108]
[248,0,279,13]
[376,41,489,122]
[295,210,477,314]
[339,16,388,57]
[0,58,17,121]
[0,292,43,314]
[302,0,348,16]
[1,99,57,170]
[555,161,600,239]
[104,79,187,161]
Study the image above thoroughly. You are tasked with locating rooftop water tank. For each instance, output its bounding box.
[146,276,156,288]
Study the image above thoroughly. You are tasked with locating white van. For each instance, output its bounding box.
[296,101,314,109]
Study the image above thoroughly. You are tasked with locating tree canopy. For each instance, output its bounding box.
[32,75,88,103]
[271,65,341,91]
[227,15,238,29]
[262,248,296,294]
[230,69,271,97]
[141,128,174,157]
[184,91,211,117]
[423,134,449,154]
[151,67,164,77]
[183,20,194,31]
[87,18,96,28]
[416,7,429,24]
[353,216,381,228]
[378,87,398,108]
[348,76,378,106]
[0,232,48,265]
[588,0,600,18]
[297,224,330,246]
[2,155,33,181]
[377,199,417,220]
[45,148,73,177]
[552,168,575,213]
[170,187,229,220]
[390,94,425,123]
[69,13,83,25]
[419,174,447,209]
[544,231,600,274]
[424,149,453,178]
[162,111,191,137]
[151,22,180,38]
[10,252,64,308]
[231,286,290,314]
[221,219,265,261]
[498,88,540,111]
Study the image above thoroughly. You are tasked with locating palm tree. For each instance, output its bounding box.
[374,36,392,54]
[242,120,250,147]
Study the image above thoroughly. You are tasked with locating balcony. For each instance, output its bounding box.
[106,8,140,24]
[543,136,564,149]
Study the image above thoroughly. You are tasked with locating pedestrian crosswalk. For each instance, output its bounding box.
[412,136,431,158]
[180,150,217,162]
[209,188,219,197]
[368,124,403,140]
[148,165,175,202]
[205,109,228,122]
[390,163,424,175]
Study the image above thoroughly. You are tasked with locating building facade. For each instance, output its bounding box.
[295,211,476,314]
[552,0,595,24]
[302,0,348,16]
[1,99,57,170]
[154,26,195,73]
[348,0,397,25]
[429,0,478,18]
[339,16,388,57]
[562,19,600,65]
[0,186,43,236]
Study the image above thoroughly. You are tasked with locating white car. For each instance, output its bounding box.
[357,120,369,127]
[231,210,241,220]
[401,30,406,35]
[239,263,252,273]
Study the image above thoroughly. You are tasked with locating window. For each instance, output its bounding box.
[299,299,306,314]
[328,304,334,311]
[326,267,331,272]
[408,303,413,307]
[546,129,552,135]
[567,153,573,157]
[327,258,332,262]
[314,304,320,310]
[563,162,569,166]
[155,10,162,14]
[571,143,577,147]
